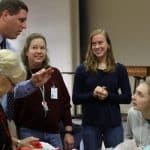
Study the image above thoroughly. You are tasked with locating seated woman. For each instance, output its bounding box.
[0,49,40,150]
[126,81,150,149]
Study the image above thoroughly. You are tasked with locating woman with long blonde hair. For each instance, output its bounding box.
[73,28,131,150]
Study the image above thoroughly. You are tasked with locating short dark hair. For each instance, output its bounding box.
[0,0,28,16]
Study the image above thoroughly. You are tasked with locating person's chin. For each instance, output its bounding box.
[133,106,140,111]
[12,32,21,39]
[9,35,18,39]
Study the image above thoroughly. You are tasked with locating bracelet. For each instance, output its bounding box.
[64,130,74,135]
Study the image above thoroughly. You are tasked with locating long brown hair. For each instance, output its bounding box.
[84,28,116,72]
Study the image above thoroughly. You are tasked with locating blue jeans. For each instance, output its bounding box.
[18,127,63,149]
[82,124,123,150]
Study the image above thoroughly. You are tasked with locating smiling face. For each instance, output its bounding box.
[91,33,109,60]
[26,38,47,69]
[132,83,150,112]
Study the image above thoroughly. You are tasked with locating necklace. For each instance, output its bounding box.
[39,85,49,117]
[29,69,49,117]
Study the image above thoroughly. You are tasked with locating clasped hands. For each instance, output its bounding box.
[93,86,108,100]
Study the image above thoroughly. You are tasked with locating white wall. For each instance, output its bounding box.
[9,0,80,114]
[83,0,150,66]
[11,0,79,72]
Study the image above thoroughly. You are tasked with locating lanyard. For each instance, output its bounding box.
[39,85,48,117]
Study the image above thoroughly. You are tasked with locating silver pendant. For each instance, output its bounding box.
[42,101,48,117]
[42,101,48,111]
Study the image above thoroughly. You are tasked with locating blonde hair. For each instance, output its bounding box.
[84,28,116,72]
[0,49,26,84]
[141,81,150,96]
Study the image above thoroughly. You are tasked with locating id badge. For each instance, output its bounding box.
[51,87,58,99]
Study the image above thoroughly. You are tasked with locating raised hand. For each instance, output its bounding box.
[31,68,54,87]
